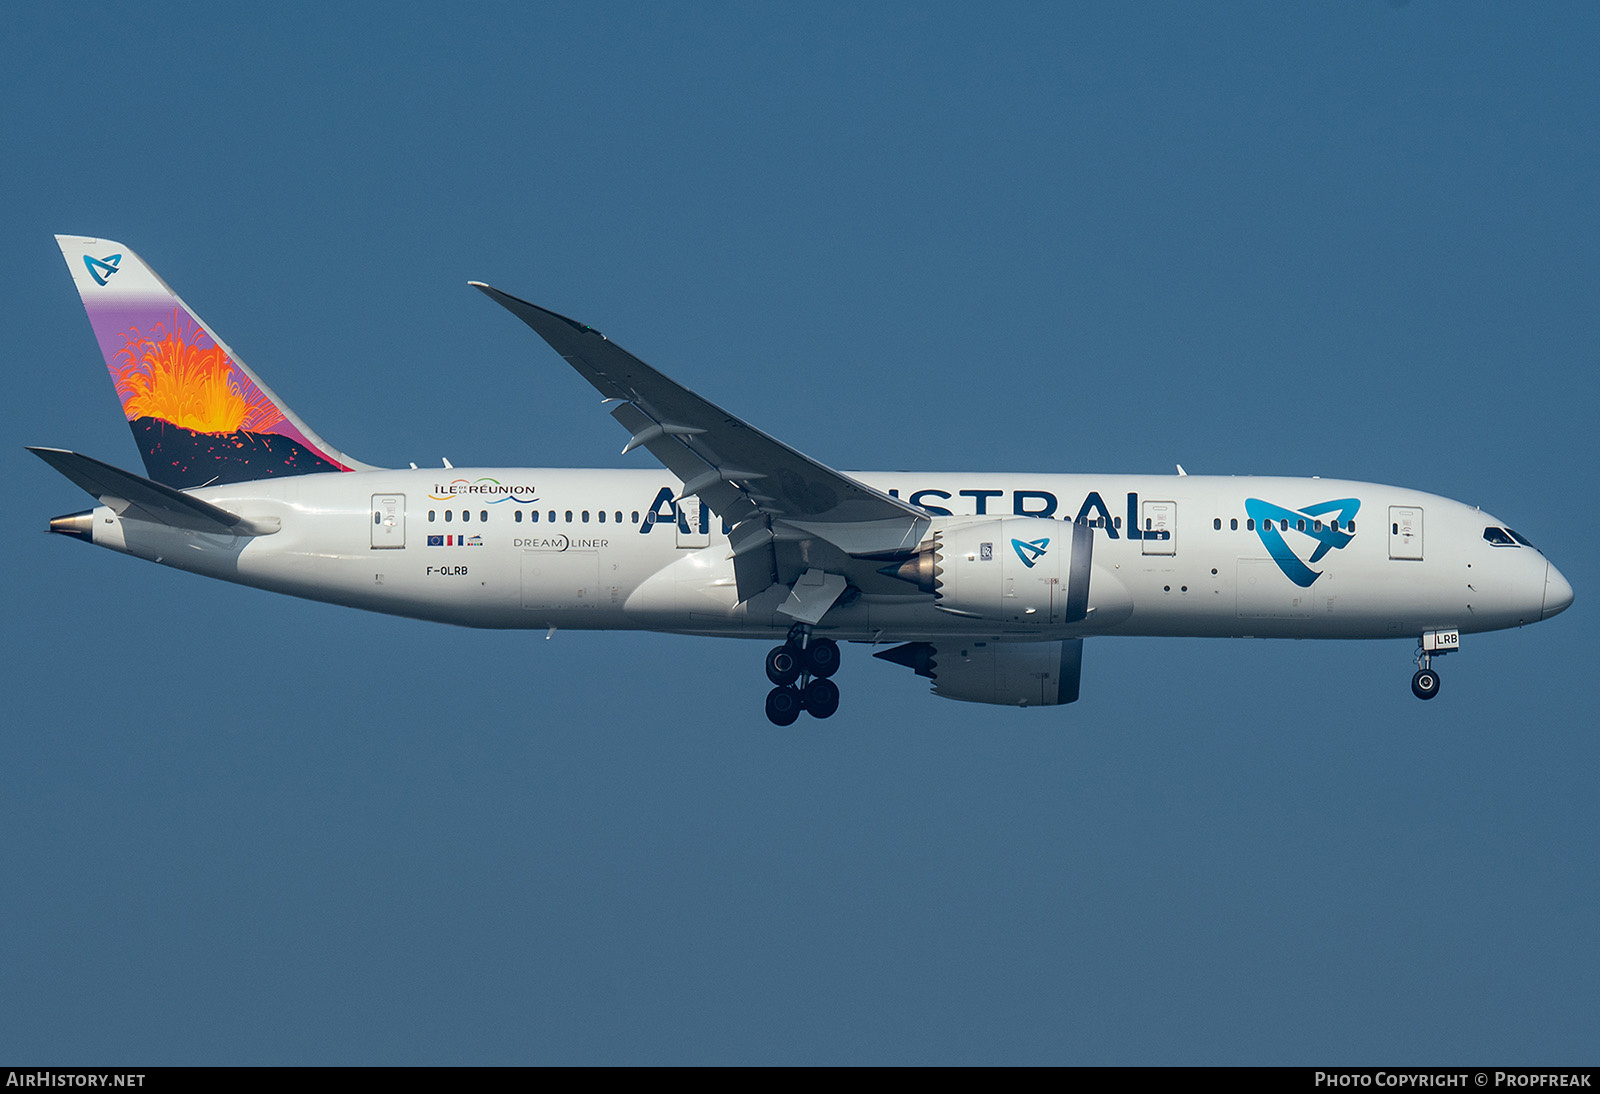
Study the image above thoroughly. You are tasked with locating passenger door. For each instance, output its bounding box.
[1389,505,1423,560]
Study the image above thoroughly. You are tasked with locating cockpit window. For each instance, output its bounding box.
[1482,527,1517,547]
[1507,529,1536,548]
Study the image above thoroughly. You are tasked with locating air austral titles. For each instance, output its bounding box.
[34,236,1573,725]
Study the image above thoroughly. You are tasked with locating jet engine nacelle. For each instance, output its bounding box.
[881,516,1134,629]
[926,517,1095,625]
[873,638,1084,706]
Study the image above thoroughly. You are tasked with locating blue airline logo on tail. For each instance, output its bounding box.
[1011,537,1050,568]
[1245,498,1361,587]
[82,253,122,286]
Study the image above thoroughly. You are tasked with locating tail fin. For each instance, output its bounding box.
[55,235,374,489]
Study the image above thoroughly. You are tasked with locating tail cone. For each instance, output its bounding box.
[48,509,95,541]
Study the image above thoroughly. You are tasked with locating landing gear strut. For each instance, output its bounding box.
[1411,633,1452,701]
[764,624,842,724]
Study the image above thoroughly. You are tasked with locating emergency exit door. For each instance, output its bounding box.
[677,496,711,548]
[1141,500,1176,555]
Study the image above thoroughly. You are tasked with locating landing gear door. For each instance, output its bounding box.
[1389,505,1423,560]
[371,494,405,549]
[676,496,711,549]
[1141,500,1176,556]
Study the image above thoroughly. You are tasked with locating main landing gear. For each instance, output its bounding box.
[764,624,841,726]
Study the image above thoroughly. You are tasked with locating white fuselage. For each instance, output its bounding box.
[78,468,1565,644]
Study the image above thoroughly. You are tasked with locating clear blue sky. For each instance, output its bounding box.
[3,1,1595,1064]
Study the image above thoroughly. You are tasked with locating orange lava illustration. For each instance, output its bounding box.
[113,312,284,434]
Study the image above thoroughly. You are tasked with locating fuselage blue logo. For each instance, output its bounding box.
[1245,498,1360,588]
[83,253,122,286]
[1011,537,1049,568]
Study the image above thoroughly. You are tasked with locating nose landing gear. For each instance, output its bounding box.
[764,624,841,724]
[1411,666,1441,700]
[1410,630,1457,700]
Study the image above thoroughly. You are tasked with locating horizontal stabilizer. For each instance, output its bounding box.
[28,447,277,536]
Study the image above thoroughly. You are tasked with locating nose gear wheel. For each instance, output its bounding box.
[1410,638,1448,701]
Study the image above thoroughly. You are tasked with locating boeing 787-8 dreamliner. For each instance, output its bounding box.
[35,237,1572,724]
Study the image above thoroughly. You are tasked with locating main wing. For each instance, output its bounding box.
[472,284,929,604]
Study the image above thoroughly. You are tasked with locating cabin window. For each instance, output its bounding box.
[428,510,436,522]
[598,510,606,523]
[1296,519,1305,531]
[1313,520,1322,531]
[1114,516,1122,529]
[531,510,539,522]
[616,511,623,524]
[514,511,522,523]
[1230,518,1238,531]
[1213,518,1221,530]
[1247,518,1255,531]
[461,510,470,522]
[480,510,487,522]
[444,510,453,523]
[632,511,640,523]
[565,510,573,522]
[582,511,590,523]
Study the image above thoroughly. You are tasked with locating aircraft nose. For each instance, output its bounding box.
[1543,562,1574,620]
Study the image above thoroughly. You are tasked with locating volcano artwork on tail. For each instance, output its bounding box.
[59,237,368,489]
